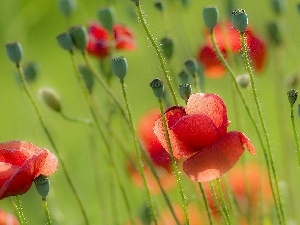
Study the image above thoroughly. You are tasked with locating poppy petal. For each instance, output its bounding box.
[39,148,59,176]
[171,114,220,149]
[183,131,256,182]
[114,24,136,51]
[0,141,41,158]
[154,107,196,159]
[87,22,110,58]
[247,31,266,72]
[186,93,229,136]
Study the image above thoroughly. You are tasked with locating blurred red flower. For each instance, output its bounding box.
[0,141,58,200]
[87,22,136,58]
[197,22,266,78]
[154,93,256,182]
[0,208,19,225]
[137,108,172,172]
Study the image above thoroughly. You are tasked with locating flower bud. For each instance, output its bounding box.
[5,42,23,65]
[130,0,140,6]
[98,7,115,32]
[267,22,282,46]
[271,0,284,15]
[79,65,94,93]
[57,32,74,51]
[287,89,298,106]
[160,37,174,60]
[202,7,219,31]
[39,87,62,112]
[231,9,248,33]
[34,175,50,200]
[236,73,250,88]
[178,70,189,84]
[69,26,87,51]
[179,84,192,102]
[150,78,165,100]
[58,0,77,17]
[23,62,39,83]
[184,59,198,75]
[154,1,165,11]
[111,56,128,81]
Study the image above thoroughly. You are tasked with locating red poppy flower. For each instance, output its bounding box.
[154,93,256,182]
[0,141,58,200]
[137,108,172,172]
[197,22,266,78]
[87,22,136,58]
[0,208,19,225]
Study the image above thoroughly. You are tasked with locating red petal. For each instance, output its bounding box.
[87,22,110,58]
[186,93,229,136]
[0,149,27,167]
[247,31,267,72]
[197,45,226,78]
[183,131,256,182]
[39,149,59,176]
[171,114,220,149]
[114,24,136,51]
[154,107,196,159]
[0,140,40,158]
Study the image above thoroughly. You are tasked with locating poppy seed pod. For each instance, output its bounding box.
[5,42,23,64]
[179,84,192,102]
[185,59,198,75]
[57,32,74,51]
[150,78,165,100]
[23,62,39,83]
[34,175,50,200]
[39,88,62,112]
[79,65,94,93]
[178,70,190,84]
[98,7,115,32]
[160,37,174,60]
[271,0,285,15]
[232,9,248,33]
[202,7,219,31]
[287,89,298,106]
[111,56,128,81]
[58,0,77,17]
[267,22,282,46]
[69,26,87,51]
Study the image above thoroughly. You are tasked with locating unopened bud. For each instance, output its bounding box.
[58,0,77,17]
[178,70,189,84]
[79,65,94,93]
[39,88,62,112]
[98,7,115,32]
[184,59,198,75]
[160,37,174,60]
[267,22,282,46]
[179,84,192,102]
[69,26,87,51]
[202,7,219,31]
[5,42,23,65]
[154,1,165,11]
[57,32,74,51]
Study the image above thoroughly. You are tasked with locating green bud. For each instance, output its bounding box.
[79,65,94,93]
[160,37,174,60]
[57,32,74,51]
[98,7,115,32]
[39,87,62,112]
[69,26,87,51]
[111,56,128,81]
[154,1,165,11]
[179,84,192,102]
[23,62,39,83]
[231,9,248,33]
[139,203,153,225]
[5,42,23,65]
[202,7,219,31]
[287,89,298,106]
[267,22,282,46]
[130,0,140,6]
[271,0,284,15]
[184,59,198,75]
[34,175,50,200]
[236,73,250,88]
[178,70,189,84]
[58,0,77,17]
[297,3,300,14]
[150,78,165,100]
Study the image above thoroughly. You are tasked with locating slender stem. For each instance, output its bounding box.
[198,183,213,225]
[82,52,129,124]
[209,30,283,225]
[42,199,52,225]
[9,197,22,223]
[215,178,231,225]
[134,2,178,105]
[15,196,27,225]
[70,53,136,225]
[290,105,300,164]
[120,80,158,224]
[158,98,190,225]
[59,111,91,124]
[208,181,226,224]
[240,32,286,225]
[16,64,90,225]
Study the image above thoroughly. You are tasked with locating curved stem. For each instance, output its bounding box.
[16,64,90,225]
[120,80,158,224]
[240,32,286,225]
[134,1,178,105]
[42,199,52,225]
[198,183,213,225]
[158,99,190,225]
[15,196,27,225]
[60,111,91,124]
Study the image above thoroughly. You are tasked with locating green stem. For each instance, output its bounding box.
[59,111,91,124]
[290,105,300,165]
[240,32,286,225]
[215,178,231,225]
[134,1,178,106]
[120,80,158,225]
[42,199,52,225]
[70,53,135,225]
[82,52,129,124]
[208,181,226,224]
[15,196,27,225]
[198,183,213,225]
[209,30,283,225]
[16,64,90,225]
[158,98,190,225]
